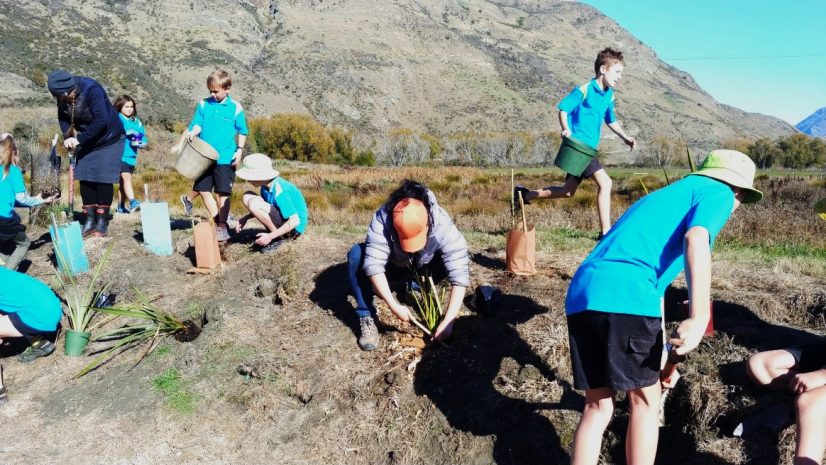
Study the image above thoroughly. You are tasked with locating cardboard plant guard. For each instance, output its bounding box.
[191,221,222,272]
[506,192,536,276]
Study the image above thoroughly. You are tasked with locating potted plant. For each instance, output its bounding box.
[54,246,112,356]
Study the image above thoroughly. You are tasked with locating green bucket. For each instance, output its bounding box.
[554,136,599,177]
[64,329,91,357]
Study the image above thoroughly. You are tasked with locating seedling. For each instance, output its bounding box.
[408,273,446,333]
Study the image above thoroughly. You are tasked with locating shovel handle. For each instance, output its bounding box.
[144,184,150,202]
[518,192,527,232]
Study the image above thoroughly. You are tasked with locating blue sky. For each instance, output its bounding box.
[578,0,826,125]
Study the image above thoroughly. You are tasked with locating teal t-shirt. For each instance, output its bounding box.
[0,166,25,218]
[261,178,308,234]
[0,268,62,332]
[188,95,248,165]
[119,114,147,166]
[565,175,735,318]
[557,79,617,149]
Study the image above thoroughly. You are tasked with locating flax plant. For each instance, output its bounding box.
[408,273,446,333]
[76,290,186,378]
[54,245,112,333]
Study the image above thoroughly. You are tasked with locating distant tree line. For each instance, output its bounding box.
[636,133,826,170]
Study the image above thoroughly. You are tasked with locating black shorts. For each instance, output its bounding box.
[120,162,135,174]
[784,343,826,372]
[567,310,663,391]
[193,164,235,195]
[566,157,603,183]
[3,312,51,341]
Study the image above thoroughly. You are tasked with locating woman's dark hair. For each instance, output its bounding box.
[113,94,137,118]
[384,179,433,228]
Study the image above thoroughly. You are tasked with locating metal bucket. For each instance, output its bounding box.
[175,138,219,179]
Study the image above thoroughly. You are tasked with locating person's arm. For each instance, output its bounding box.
[368,273,410,322]
[260,214,299,241]
[789,368,826,394]
[607,121,636,149]
[433,284,466,341]
[558,110,571,137]
[232,134,246,167]
[185,101,204,140]
[14,192,56,207]
[670,226,712,356]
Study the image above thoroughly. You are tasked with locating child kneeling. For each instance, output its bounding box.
[233,153,307,253]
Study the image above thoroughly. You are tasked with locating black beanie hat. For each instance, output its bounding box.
[47,70,77,96]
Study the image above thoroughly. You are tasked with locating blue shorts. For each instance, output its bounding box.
[567,310,663,391]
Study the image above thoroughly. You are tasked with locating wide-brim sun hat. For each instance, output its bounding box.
[689,149,763,203]
[235,153,279,181]
[393,198,429,253]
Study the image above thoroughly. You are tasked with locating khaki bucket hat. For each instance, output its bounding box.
[689,149,763,203]
[235,153,280,181]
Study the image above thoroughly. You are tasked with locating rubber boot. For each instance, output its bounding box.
[81,205,97,237]
[92,206,110,237]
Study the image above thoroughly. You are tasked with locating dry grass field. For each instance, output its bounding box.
[0,120,824,464]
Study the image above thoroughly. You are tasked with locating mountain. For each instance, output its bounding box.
[796,107,826,138]
[0,0,796,148]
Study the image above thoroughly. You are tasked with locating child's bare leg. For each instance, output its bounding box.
[530,176,581,202]
[590,169,613,235]
[243,194,281,232]
[747,350,798,388]
[217,193,231,223]
[572,387,615,465]
[198,191,219,219]
[121,172,135,201]
[795,386,826,465]
[626,383,661,465]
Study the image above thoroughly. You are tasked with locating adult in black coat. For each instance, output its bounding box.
[47,70,125,237]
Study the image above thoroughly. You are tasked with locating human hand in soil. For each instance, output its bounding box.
[254,231,276,246]
[668,317,706,356]
[63,137,79,150]
[389,303,411,322]
[789,369,826,394]
[433,319,454,341]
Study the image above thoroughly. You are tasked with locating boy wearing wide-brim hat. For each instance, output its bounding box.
[565,149,761,465]
[234,153,307,253]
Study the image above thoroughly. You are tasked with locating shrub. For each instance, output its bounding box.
[248,114,335,163]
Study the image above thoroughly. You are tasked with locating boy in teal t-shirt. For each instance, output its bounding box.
[517,48,636,239]
[565,150,762,465]
[233,153,307,253]
[179,70,248,242]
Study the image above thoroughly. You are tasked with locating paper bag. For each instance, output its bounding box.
[506,192,536,275]
[194,222,221,269]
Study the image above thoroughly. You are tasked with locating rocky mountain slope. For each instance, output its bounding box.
[797,107,826,138]
[0,0,795,146]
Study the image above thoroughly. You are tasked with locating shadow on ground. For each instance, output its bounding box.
[414,293,580,465]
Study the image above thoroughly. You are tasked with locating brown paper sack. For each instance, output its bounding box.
[506,224,536,276]
[194,222,221,269]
